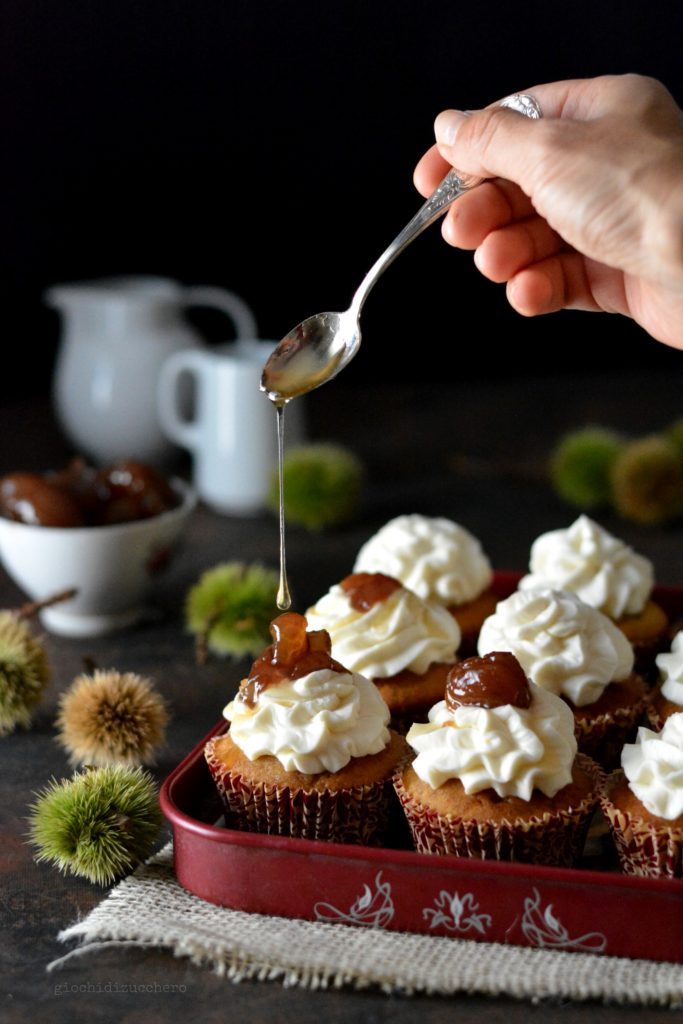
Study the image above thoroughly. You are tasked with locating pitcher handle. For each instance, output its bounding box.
[182,286,258,340]
[157,349,206,451]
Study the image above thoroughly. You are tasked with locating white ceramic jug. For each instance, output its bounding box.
[47,275,258,465]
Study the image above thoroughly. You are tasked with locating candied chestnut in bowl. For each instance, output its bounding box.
[94,461,181,525]
[0,460,195,637]
[0,458,181,528]
[0,471,86,527]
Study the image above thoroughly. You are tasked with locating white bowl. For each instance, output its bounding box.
[0,477,196,637]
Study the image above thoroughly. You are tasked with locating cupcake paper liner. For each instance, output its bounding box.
[573,697,648,771]
[645,700,666,733]
[644,686,683,732]
[599,770,683,879]
[392,753,602,867]
[205,738,394,846]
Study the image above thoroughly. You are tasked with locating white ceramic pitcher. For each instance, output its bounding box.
[47,275,258,465]
[157,339,305,515]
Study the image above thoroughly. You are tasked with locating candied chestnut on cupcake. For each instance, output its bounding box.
[518,515,668,677]
[478,588,647,770]
[393,652,600,866]
[353,514,496,655]
[305,572,461,730]
[647,631,683,730]
[204,612,408,845]
[600,713,683,878]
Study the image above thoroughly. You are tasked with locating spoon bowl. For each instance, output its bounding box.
[259,309,359,402]
[261,93,542,403]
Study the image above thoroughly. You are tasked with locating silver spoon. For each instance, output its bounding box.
[261,92,542,403]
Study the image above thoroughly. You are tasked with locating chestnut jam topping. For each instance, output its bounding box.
[238,611,346,708]
[340,572,402,612]
[445,651,531,712]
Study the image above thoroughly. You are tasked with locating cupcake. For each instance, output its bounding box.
[393,651,600,865]
[353,514,496,654]
[204,611,408,845]
[477,588,647,769]
[600,713,683,878]
[305,571,461,729]
[518,515,668,676]
[647,630,683,730]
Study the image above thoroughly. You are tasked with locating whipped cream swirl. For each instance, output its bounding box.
[406,684,577,798]
[305,583,460,678]
[478,588,634,707]
[656,631,683,706]
[224,668,390,774]
[353,514,492,606]
[621,713,683,820]
[518,515,653,619]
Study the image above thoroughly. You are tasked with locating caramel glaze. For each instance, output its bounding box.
[238,611,346,708]
[445,651,531,712]
[340,572,402,612]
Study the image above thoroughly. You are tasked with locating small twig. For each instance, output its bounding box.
[82,656,98,675]
[195,607,224,667]
[194,632,209,667]
[15,587,78,622]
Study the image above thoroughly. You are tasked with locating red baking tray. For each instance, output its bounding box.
[160,574,683,963]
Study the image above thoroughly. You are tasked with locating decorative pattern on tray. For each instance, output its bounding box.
[312,874,608,952]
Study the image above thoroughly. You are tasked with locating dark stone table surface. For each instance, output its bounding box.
[2,371,682,1022]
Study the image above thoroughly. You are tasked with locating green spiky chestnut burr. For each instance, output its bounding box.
[185,562,279,661]
[268,443,364,531]
[665,418,683,464]
[549,427,624,508]
[611,435,683,525]
[28,765,162,885]
[0,612,50,736]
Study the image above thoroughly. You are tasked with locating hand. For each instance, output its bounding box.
[414,74,683,348]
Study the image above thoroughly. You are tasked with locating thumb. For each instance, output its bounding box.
[432,78,599,187]
[433,104,549,190]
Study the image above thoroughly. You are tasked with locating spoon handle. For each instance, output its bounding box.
[351,92,542,316]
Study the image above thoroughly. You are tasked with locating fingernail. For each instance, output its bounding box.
[434,109,468,147]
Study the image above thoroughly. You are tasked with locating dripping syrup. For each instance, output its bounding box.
[275,401,291,611]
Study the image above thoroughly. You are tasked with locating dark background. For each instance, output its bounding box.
[4,0,683,402]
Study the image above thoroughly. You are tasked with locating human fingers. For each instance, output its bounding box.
[440,178,536,250]
[506,253,609,316]
[432,89,646,277]
[473,216,566,283]
[413,144,451,196]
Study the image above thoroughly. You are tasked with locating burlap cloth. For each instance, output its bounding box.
[49,843,683,1006]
